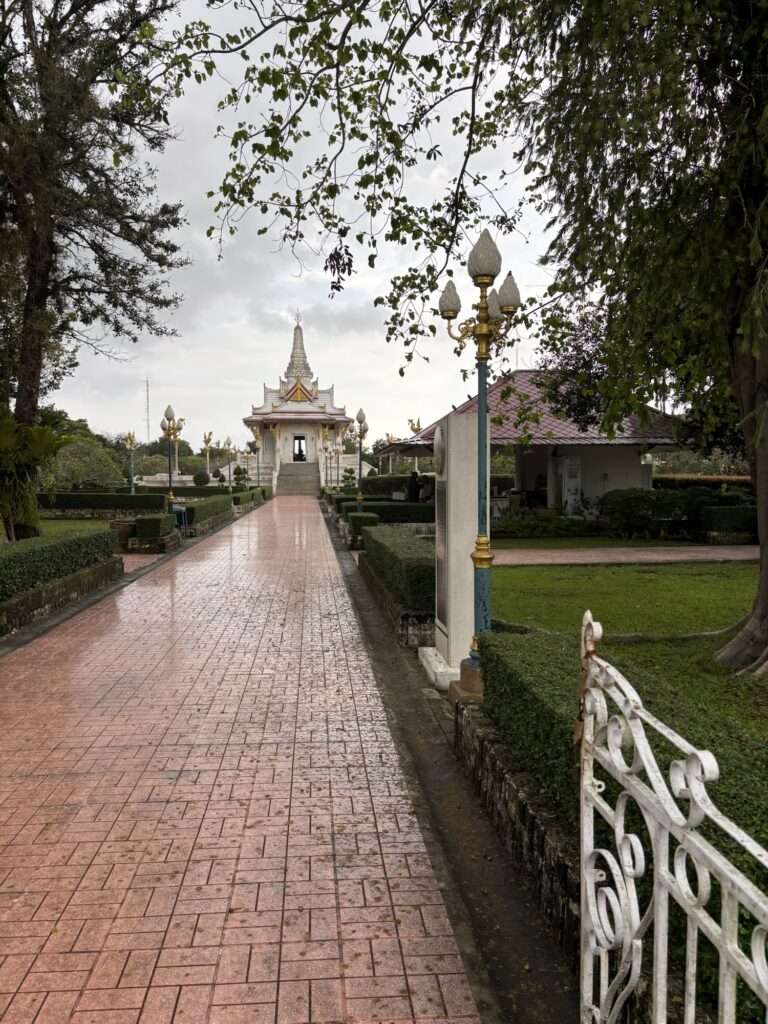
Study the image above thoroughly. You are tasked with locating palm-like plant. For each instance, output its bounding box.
[0,415,72,541]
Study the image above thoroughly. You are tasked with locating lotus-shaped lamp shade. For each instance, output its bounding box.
[225,436,232,447]
[487,288,502,322]
[467,228,502,281]
[356,407,366,424]
[438,280,461,319]
[160,417,168,432]
[498,271,521,312]
[362,420,369,435]
[336,436,343,450]
[164,404,174,421]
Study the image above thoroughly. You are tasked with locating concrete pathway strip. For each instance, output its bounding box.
[0,497,481,1023]
[493,544,759,565]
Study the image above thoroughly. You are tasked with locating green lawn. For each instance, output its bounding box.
[39,520,110,539]
[491,536,700,550]
[491,562,758,636]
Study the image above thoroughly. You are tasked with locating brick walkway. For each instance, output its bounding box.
[0,498,479,1023]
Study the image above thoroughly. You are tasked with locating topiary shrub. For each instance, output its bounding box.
[135,513,176,539]
[349,512,379,538]
[341,501,434,525]
[192,470,210,487]
[0,529,117,602]
[361,526,434,611]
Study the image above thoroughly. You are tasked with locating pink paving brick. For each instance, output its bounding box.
[0,498,481,1021]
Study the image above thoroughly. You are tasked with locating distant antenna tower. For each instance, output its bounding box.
[144,378,150,443]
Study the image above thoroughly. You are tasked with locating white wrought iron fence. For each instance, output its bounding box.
[579,610,768,1023]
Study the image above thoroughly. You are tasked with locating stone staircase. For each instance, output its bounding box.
[276,461,321,495]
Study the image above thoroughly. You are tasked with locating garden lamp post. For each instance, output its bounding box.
[160,405,184,503]
[203,432,213,476]
[249,425,262,487]
[438,229,520,671]
[323,440,331,487]
[126,430,137,495]
[223,437,233,493]
[335,435,342,489]
[355,408,368,511]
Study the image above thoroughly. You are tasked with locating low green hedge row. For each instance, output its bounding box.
[0,529,117,602]
[332,492,375,515]
[493,517,605,538]
[702,504,758,535]
[653,474,753,493]
[185,494,234,526]
[361,526,434,611]
[232,490,256,506]
[349,512,379,538]
[39,492,167,511]
[600,486,752,538]
[135,514,177,539]
[261,485,273,499]
[341,501,434,524]
[360,473,516,496]
[131,484,251,496]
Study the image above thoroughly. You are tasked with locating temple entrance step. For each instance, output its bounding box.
[276,463,321,494]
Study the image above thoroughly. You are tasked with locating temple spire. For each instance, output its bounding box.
[285,313,312,381]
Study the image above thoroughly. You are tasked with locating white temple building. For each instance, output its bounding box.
[242,318,363,493]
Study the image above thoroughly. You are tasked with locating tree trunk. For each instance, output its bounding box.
[14,219,54,426]
[715,337,768,673]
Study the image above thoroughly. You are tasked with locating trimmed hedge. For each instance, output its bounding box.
[599,486,751,538]
[349,512,379,538]
[654,474,753,493]
[184,494,233,526]
[135,514,176,539]
[702,504,757,536]
[39,492,167,511]
[493,517,604,538]
[341,501,434,524]
[261,485,273,499]
[361,526,434,611]
[332,492,382,515]
[360,474,411,495]
[479,631,577,826]
[232,490,255,506]
[0,529,117,602]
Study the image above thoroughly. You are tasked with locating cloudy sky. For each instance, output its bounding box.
[55,6,551,451]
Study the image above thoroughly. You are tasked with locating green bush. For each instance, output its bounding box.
[492,517,605,538]
[261,485,273,499]
[361,526,434,611]
[232,491,255,507]
[192,471,210,486]
[341,501,434,524]
[332,491,371,515]
[0,529,117,602]
[135,513,176,539]
[184,494,233,527]
[38,492,167,511]
[702,505,758,536]
[349,512,379,538]
[599,486,751,538]
[360,474,412,495]
[479,631,578,825]
[654,474,753,493]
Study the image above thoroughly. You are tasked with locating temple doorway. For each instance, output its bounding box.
[293,436,307,462]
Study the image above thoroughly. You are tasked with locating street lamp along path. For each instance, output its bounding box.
[438,228,520,674]
[160,406,184,503]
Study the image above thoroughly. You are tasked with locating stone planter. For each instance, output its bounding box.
[109,519,136,550]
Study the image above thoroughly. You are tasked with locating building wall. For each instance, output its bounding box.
[514,443,646,508]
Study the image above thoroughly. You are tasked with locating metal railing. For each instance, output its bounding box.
[579,610,768,1023]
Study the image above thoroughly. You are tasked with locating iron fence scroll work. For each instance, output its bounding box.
[579,610,768,1023]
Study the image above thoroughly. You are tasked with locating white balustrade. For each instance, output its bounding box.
[580,610,768,1023]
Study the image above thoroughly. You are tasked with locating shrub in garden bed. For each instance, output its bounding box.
[349,512,379,539]
[184,494,233,527]
[599,486,752,538]
[135,514,176,539]
[492,517,604,539]
[341,501,434,524]
[331,491,382,515]
[653,474,753,493]
[361,526,434,611]
[703,504,757,540]
[232,490,255,506]
[0,529,117,602]
[39,492,167,511]
[360,474,411,495]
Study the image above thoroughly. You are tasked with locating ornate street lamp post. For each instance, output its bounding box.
[160,405,184,503]
[354,408,369,511]
[202,432,213,476]
[249,425,262,487]
[438,229,520,669]
[223,437,233,492]
[335,435,342,489]
[126,430,137,495]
